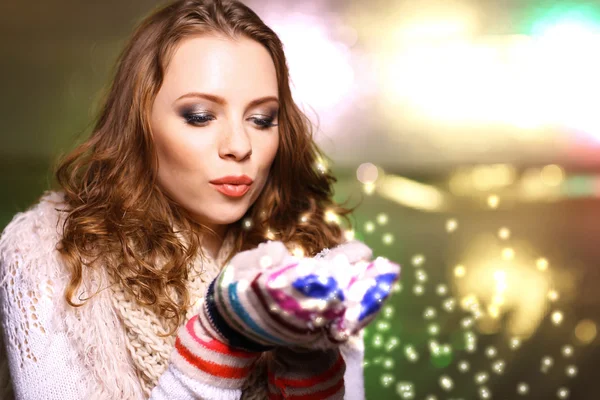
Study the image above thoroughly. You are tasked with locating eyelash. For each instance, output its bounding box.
[183,113,278,129]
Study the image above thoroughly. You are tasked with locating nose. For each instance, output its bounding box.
[219,121,252,161]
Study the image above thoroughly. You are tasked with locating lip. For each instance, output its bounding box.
[210,182,252,198]
[209,175,254,185]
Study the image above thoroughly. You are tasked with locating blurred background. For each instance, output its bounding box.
[1,0,600,398]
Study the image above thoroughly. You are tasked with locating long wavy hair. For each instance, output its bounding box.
[54,0,353,334]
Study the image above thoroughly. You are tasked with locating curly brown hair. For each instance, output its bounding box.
[53,0,354,335]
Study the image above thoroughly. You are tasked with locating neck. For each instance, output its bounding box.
[201,225,229,260]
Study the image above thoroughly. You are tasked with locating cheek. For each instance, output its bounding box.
[255,133,279,169]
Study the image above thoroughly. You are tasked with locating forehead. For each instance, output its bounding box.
[161,34,278,103]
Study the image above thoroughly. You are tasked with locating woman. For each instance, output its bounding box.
[0,0,399,399]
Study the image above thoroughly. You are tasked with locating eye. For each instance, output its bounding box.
[249,116,279,130]
[183,112,215,126]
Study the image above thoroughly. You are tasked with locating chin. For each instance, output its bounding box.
[192,203,249,226]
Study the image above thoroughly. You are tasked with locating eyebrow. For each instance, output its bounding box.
[175,92,279,108]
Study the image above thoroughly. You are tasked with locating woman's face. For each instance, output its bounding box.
[150,34,280,233]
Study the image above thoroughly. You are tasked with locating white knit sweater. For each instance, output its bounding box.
[0,191,366,400]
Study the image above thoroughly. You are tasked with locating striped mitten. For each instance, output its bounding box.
[203,240,400,350]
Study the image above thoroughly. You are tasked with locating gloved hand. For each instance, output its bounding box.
[201,240,400,351]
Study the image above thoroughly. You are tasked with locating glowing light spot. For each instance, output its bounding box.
[541,356,553,373]
[392,282,402,293]
[266,229,276,240]
[487,194,500,208]
[536,257,549,271]
[412,254,425,267]
[557,387,570,399]
[551,311,564,326]
[376,213,388,225]
[436,284,448,296]
[404,345,419,362]
[344,229,355,241]
[413,284,425,296]
[492,359,506,374]
[424,307,437,320]
[562,345,574,358]
[540,164,565,187]
[396,381,415,399]
[385,337,400,352]
[372,334,384,348]
[485,346,497,359]
[383,357,395,370]
[416,269,428,283]
[475,372,489,384]
[382,233,394,245]
[517,383,529,395]
[446,219,458,232]
[364,221,375,233]
[575,319,597,344]
[242,218,253,229]
[443,298,456,312]
[428,323,440,336]
[566,365,577,377]
[439,375,453,391]
[458,360,470,373]
[548,290,560,302]
[510,337,522,350]
[357,163,379,184]
[479,386,491,399]
[324,210,340,224]
[376,321,391,332]
[380,373,395,387]
[363,182,376,195]
[461,317,474,329]
[382,305,394,319]
[502,247,515,260]
[498,227,511,240]
[454,265,466,278]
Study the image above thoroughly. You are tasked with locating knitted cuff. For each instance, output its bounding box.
[267,347,346,400]
[169,314,262,389]
[205,278,275,352]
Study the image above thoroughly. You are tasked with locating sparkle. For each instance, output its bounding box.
[485,346,497,358]
[446,218,458,232]
[382,233,394,245]
[443,298,456,312]
[416,269,428,283]
[454,265,466,278]
[566,365,578,377]
[536,257,549,271]
[396,381,415,399]
[510,337,522,350]
[428,323,440,336]
[376,321,391,332]
[291,246,305,258]
[380,373,395,387]
[475,371,489,384]
[424,307,437,320]
[404,345,419,362]
[461,317,474,329]
[541,356,553,373]
[376,213,388,225]
[458,360,470,373]
[372,334,383,348]
[561,345,574,358]
[548,290,560,302]
[498,227,511,240]
[324,210,340,224]
[517,383,529,395]
[502,247,515,260]
[363,182,376,195]
[436,284,448,296]
[557,387,570,399]
[487,194,500,208]
[344,229,355,241]
[413,284,425,296]
[382,305,395,319]
[385,337,400,352]
[411,254,425,267]
[492,359,506,374]
[551,311,564,325]
[364,221,375,233]
[439,375,453,391]
[383,357,395,370]
[479,386,491,399]
[242,218,253,229]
